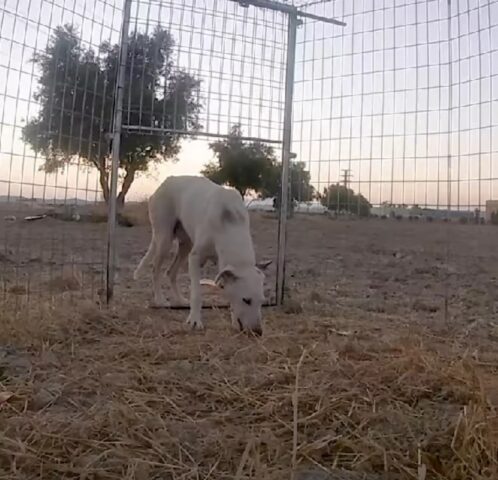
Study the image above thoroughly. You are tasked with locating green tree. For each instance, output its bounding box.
[202,124,315,205]
[202,124,277,197]
[260,160,315,202]
[321,184,371,217]
[22,24,201,207]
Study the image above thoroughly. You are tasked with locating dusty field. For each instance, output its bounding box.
[1,208,498,479]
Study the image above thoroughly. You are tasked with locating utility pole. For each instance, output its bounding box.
[341,168,352,188]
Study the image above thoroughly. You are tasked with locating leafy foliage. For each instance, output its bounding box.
[261,160,315,204]
[321,184,371,217]
[202,125,276,197]
[491,211,498,225]
[202,124,314,202]
[22,25,202,205]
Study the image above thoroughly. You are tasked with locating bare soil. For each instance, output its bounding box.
[2,206,498,327]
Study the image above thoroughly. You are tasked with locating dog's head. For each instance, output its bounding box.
[200,260,272,336]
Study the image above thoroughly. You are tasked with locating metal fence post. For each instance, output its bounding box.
[444,0,453,323]
[276,12,298,306]
[106,0,132,303]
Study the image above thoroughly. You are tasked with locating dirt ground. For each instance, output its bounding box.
[2,206,498,326]
[1,208,498,478]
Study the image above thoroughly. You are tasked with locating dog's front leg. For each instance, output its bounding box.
[187,250,203,329]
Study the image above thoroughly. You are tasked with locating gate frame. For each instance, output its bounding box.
[105,0,346,305]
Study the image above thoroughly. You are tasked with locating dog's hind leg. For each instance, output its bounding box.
[167,236,191,306]
[146,195,176,308]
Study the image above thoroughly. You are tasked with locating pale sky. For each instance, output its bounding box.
[1,0,497,209]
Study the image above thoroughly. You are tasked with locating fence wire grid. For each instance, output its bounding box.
[293,0,498,216]
[1,0,498,311]
[123,0,287,143]
[1,0,124,306]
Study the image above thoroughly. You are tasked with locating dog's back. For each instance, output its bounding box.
[150,176,248,241]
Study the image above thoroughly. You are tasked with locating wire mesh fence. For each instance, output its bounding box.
[288,0,498,324]
[293,0,498,218]
[0,0,291,308]
[2,0,498,312]
[0,0,125,307]
[124,0,287,143]
[2,3,498,476]
[107,0,290,305]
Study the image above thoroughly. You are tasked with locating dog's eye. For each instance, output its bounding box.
[243,298,252,306]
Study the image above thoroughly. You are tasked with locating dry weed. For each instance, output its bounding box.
[45,201,150,226]
[122,201,149,226]
[0,301,497,479]
[45,265,83,293]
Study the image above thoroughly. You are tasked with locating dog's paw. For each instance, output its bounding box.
[186,313,204,330]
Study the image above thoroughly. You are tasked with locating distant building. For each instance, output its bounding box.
[370,205,412,218]
[370,204,473,221]
[485,200,498,223]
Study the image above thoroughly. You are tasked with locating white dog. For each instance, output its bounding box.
[133,176,271,335]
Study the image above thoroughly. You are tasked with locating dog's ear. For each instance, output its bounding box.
[200,266,238,290]
[214,266,238,288]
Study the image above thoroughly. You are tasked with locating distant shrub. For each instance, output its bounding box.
[320,184,371,217]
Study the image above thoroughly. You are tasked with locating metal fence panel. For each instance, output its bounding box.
[1,0,124,307]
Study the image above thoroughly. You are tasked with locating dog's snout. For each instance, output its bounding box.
[236,318,262,336]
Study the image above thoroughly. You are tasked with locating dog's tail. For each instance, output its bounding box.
[133,239,156,280]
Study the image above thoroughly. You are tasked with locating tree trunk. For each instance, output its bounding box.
[116,167,136,211]
[97,164,110,203]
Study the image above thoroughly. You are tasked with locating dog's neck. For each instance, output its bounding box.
[214,224,256,271]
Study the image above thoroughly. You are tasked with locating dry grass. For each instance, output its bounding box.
[121,201,150,226]
[44,265,84,293]
[2,213,498,478]
[83,201,150,226]
[1,299,497,479]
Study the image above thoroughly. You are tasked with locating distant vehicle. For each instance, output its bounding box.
[245,198,327,215]
[245,198,275,212]
[294,201,328,215]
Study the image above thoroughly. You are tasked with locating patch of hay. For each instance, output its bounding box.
[0,303,497,479]
[85,203,109,223]
[81,201,149,226]
[121,201,150,226]
[45,265,83,292]
[7,285,27,295]
[43,202,149,226]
